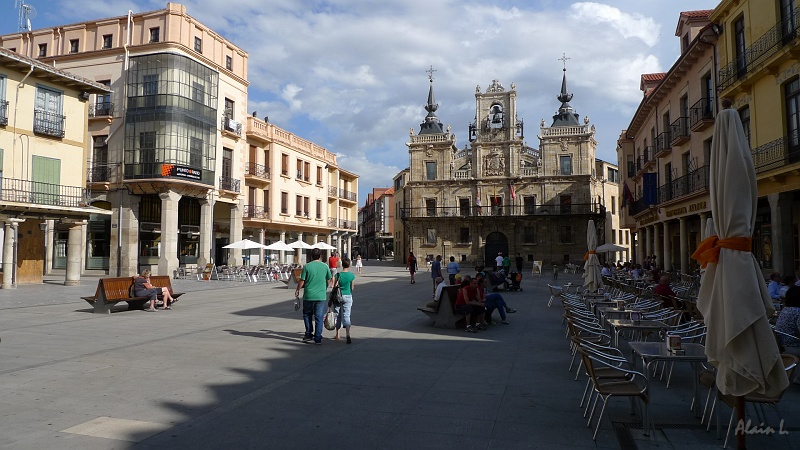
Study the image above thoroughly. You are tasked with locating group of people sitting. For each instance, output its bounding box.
[431,271,517,333]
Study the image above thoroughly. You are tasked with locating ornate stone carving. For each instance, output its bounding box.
[482,150,506,176]
[559,139,569,152]
[584,116,589,125]
[486,79,505,93]
[540,118,545,128]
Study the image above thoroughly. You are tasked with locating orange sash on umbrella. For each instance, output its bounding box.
[584,250,596,261]
[691,236,752,268]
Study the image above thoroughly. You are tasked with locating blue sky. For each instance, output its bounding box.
[2,1,720,202]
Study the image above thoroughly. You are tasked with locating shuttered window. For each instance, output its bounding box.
[32,155,60,204]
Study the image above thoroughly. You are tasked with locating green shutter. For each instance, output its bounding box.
[32,156,60,205]
[0,148,4,172]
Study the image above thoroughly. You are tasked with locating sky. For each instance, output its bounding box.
[2,0,721,203]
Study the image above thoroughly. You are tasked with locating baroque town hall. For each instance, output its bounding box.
[395,68,614,268]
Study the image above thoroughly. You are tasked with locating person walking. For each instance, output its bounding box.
[495,252,504,270]
[333,258,356,344]
[446,256,460,285]
[515,253,524,273]
[295,248,332,345]
[355,254,363,274]
[328,251,340,277]
[406,251,418,284]
[430,255,443,298]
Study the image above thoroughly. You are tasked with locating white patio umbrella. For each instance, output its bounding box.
[583,219,602,292]
[692,108,788,438]
[288,239,313,249]
[311,242,337,250]
[223,239,268,249]
[264,241,294,252]
[595,243,627,253]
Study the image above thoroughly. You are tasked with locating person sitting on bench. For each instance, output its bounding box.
[135,269,177,312]
[455,276,488,333]
[477,276,515,324]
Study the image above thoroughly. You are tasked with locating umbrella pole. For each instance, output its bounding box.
[736,396,746,449]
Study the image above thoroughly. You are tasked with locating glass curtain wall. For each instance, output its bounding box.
[124,53,218,184]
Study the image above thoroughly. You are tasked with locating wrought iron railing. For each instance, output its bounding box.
[669,117,689,144]
[221,116,242,136]
[1,177,87,207]
[89,101,114,117]
[400,203,603,219]
[33,109,66,137]
[219,176,241,193]
[656,165,710,203]
[718,9,800,90]
[629,197,648,216]
[689,98,714,128]
[655,131,671,153]
[0,100,8,126]
[245,162,270,179]
[339,189,357,201]
[752,133,800,173]
[243,205,267,219]
[87,164,113,182]
[340,219,357,229]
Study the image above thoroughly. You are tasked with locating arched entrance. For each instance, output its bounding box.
[484,232,508,267]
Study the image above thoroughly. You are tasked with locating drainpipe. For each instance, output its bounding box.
[54,27,61,67]
[12,62,34,181]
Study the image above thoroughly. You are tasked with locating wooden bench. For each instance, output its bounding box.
[417,285,465,329]
[80,276,185,314]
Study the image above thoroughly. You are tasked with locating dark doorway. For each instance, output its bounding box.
[484,232,508,267]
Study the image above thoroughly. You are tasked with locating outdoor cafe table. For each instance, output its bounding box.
[585,297,619,314]
[628,342,708,417]
[606,318,668,347]
[596,306,641,326]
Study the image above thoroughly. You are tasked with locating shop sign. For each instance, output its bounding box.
[161,164,202,181]
[637,211,658,226]
[665,201,707,218]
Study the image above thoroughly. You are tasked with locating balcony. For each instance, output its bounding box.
[87,164,113,183]
[752,133,800,174]
[669,117,690,147]
[400,203,603,219]
[221,116,242,137]
[89,101,114,118]
[243,205,267,219]
[245,162,271,181]
[629,197,649,216]
[339,189,357,202]
[655,131,672,158]
[718,9,800,91]
[1,177,87,207]
[0,100,8,126]
[689,98,714,131]
[340,219,357,230]
[656,165,710,204]
[33,109,66,138]
[219,176,240,193]
[454,169,472,179]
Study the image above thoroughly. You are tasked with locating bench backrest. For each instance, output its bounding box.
[442,286,461,312]
[149,276,173,293]
[100,277,137,300]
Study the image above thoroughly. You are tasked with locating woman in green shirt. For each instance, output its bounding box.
[333,258,356,344]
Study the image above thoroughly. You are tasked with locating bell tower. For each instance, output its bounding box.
[468,80,524,179]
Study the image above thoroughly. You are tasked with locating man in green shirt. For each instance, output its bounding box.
[295,248,332,344]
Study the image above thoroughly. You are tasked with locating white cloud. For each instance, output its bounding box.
[570,2,660,47]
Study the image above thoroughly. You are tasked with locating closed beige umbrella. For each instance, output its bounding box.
[583,219,602,292]
[692,108,788,400]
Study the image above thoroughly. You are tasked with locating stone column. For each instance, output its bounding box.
[158,191,181,277]
[769,193,793,275]
[117,194,140,276]
[643,227,651,262]
[679,217,688,274]
[229,203,243,266]
[347,235,352,259]
[258,228,265,265]
[662,220,671,271]
[652,223,661,269]
[280,231,286,264]
[2,219,23,289]
[65,220,86,286]
[80,221,88,275]
[198,198,212,267]
[327,234,333,259]
[700,212,709,240]
[296,232,303,264]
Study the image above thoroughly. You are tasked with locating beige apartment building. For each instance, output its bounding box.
[594,159,631,264]
[0,2,359,277]
[0,47,111,287]
[617,10,718,273]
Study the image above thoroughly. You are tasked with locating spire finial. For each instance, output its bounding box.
[426,65,437,82]
[558,53,571,71]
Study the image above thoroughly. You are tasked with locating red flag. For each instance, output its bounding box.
[509,183,516,200]
[622,182,634,208]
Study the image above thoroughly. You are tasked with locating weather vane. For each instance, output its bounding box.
[426,65,437,82]
[559,53,571,71]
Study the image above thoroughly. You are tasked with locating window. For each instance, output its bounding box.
[94,80,111,116]
[426,198,437,217]
[607,167,619,183]
[222,148,232,179]
[734,16,746,75]
[91,136,108,181]
[782,0,797,42]
[612,229,617,244]
[296,159,303,179]
[296,195,303,216]
[304,196,310,217]
[316,166,323,185]
[139,131,156,166]
[38,43,46,57]
[143,74,158,96]
[459,198,470,216]
[426,161,437,180]
[194,36,202,53]
[682,152,691,175]
[739,105,751,145]
[280,192,288,214]
[524,226,536,243]
[32,155,60,205]
[490,196,503,216]
[702,73,714,116]
[459,227,470,244]
[224,98,234,119]
[611,196,616,215]
[281,154,289,176]
[102,34,112,49]
[34,86,64,137]
[263,189,269,212]
[426,228,437,245]
[626,232,629,245]
[558,225,573,244]
[189,137,203,168]
[304,161,310,182]
[559,155,572,175]
[316,199,322,219]
[680,95,689,119]
[149,27,160,43]
[559,195,572,214]
[681,33,689,52]
[69,39,79,53]
[225,55,233,71]
[786,78,800,153]
[523,196,536,214]
[191,81,205,104]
